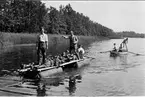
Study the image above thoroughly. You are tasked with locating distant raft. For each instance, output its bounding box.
[110,50,128,57]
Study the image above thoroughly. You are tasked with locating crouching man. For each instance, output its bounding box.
[78,45,85,59]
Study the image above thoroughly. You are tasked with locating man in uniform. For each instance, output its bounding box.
[36,27,48,65]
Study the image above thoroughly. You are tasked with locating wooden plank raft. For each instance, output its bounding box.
[18,59,84,72]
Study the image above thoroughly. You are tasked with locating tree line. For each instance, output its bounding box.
[0,0,116,37]
[0,0,144,38]
[117,31,145,38]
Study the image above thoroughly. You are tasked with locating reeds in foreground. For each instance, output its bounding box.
[0,32,103,49]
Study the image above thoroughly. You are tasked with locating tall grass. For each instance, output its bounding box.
[0,32,107,49]
[1,33,37,45]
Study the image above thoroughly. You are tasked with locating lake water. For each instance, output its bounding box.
[0,38,145,96]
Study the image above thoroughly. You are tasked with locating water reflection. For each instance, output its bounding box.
[35,74,82,96]
[110,54,128,66]
[65,74,82,95]
[37,83,46,96]
[119,55,128,65]
[68,75,76,95]
[0,46,37,72]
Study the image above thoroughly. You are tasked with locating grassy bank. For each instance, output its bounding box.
[0,32,108,48]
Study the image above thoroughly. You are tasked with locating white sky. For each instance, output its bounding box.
[42,1,145,33]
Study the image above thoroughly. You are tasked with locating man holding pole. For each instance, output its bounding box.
[62,31,80,59]
[121,38,128,51]
[62,31,78,54]
[36,27,48,65]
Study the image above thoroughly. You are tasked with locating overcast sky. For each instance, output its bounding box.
[42,1,145,33]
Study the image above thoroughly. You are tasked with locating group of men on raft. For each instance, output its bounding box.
[113,37,128,52]
[36,27,85,66]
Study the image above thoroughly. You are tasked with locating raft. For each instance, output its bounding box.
[18,57,90,79]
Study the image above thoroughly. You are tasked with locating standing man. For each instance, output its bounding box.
[122,38,128,51]
[62,31,78,54]
[37,27,48,65]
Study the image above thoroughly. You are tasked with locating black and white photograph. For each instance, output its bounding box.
[0,0,145,96]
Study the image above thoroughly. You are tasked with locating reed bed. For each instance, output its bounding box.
[0,32,106,49]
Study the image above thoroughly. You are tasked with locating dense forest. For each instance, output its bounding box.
[0,0,144,38]
[0,0,117,37]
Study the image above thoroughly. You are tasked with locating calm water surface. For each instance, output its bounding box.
[0,38,145,96]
